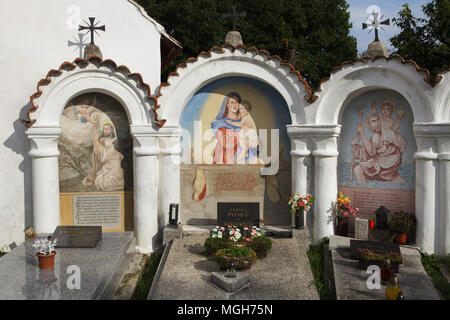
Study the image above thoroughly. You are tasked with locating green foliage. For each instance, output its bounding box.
[357,248,402,263]
[136,0,357,88]
[248,235,273,258]
[307,241,334,300]
[0,252,5,258]
[215,246,257,270]
[388,211,416,234]
[390,1,449,78]
[133,252,163,300]
[204,237,231,256]
[421,253,450,300]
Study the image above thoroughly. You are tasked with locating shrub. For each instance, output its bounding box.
[204,237,230,256]
[248,235,273,258]
[389,211,415,234]
[215,246,257,270]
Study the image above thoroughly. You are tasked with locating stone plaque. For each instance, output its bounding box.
[217,202,259,227]
[51,226,102,248]
[349,239,402,263]
[73,194,121,228]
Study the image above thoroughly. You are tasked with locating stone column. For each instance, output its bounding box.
[287,128,311,228]
[311,126,340,241]
[27,127,61,234]
[414,148,438,254]
[131,126,160,253]
[158,126,182,229]
[312,147,338,241]
[438,149,450,254]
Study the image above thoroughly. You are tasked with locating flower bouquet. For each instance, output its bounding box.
[288,193,315,229]
[332,192,358,236]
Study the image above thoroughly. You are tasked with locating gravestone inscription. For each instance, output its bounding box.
[217,202,259,227]
[51,226,102,248]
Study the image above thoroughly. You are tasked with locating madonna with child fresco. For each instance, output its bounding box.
[211,92,260,164]
[352,100,408,185]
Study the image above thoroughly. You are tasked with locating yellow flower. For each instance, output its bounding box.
[344,197,349,202]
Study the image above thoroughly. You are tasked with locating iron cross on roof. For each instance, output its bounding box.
[222,5,246,31]
[362,11,390,42]
[79,17,105,45]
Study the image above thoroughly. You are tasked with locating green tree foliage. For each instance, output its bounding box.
[390,0,449,78]
[137,0,357,88]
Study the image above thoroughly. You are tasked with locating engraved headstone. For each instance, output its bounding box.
[51,226,102,248]
[217,202,259,227]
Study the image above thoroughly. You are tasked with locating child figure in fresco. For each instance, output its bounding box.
[370,100,407,152]
[225,100,259,162]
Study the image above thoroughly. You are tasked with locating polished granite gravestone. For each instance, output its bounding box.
[0,232,134,300]
[51,226,102,248]
[217,202,259,227]
[329,235,440,300]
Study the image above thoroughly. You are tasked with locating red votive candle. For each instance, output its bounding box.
[369,219,375,229]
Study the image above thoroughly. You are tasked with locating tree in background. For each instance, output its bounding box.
[137,0,357,88]
[390,0,449,78]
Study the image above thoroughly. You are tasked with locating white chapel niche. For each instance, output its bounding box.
[337,89,417,236]
[58,93,134,232]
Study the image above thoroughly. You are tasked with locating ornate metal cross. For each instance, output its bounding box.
[78,17,105,45]
[68,33,88,58]
[362,11,390,42]
[222,5,246,31]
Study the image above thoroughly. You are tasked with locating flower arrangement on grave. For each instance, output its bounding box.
[215,246,257,271]
[204,226,272,258]
[288,193,315,215]
[288,193,315,229]
[388,211,416,244]
[332,192,358,218]
[356,248,402,272]
[32,238,58,270]
[332,192,358,236]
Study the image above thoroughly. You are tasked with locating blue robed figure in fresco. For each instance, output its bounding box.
[211,92,258,164]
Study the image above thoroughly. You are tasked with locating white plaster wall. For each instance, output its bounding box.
[0,0,162,247]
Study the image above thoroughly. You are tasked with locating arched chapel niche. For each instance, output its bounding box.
[179,76,292,226]
[58,93,134,231]
[338,89,416,235]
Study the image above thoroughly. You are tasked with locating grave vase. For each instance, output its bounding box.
[335,216,349,237]
[294,210,305,229]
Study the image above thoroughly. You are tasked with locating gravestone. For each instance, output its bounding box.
[51,226,102,248]
[355,218,369,240]
[217,202,259,227]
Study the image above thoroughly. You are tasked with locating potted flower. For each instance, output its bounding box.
[215,246,257,271]
[228,226,246,246]
[204,226,230,255]
[288,193,315,229]
[32,238,58,270]
[332,192,358,236]
[388,211,415,244]
[247,226,272,258]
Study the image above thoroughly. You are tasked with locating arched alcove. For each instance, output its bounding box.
[337,89,417,236]
[178,76,293,226]
[58,92,134,232]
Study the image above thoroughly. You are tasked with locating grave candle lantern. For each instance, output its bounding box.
[375,206,390,229]
[168,203,179,225]
[369,219,375,229]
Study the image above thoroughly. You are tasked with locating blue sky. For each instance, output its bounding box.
[347,0,430,53]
